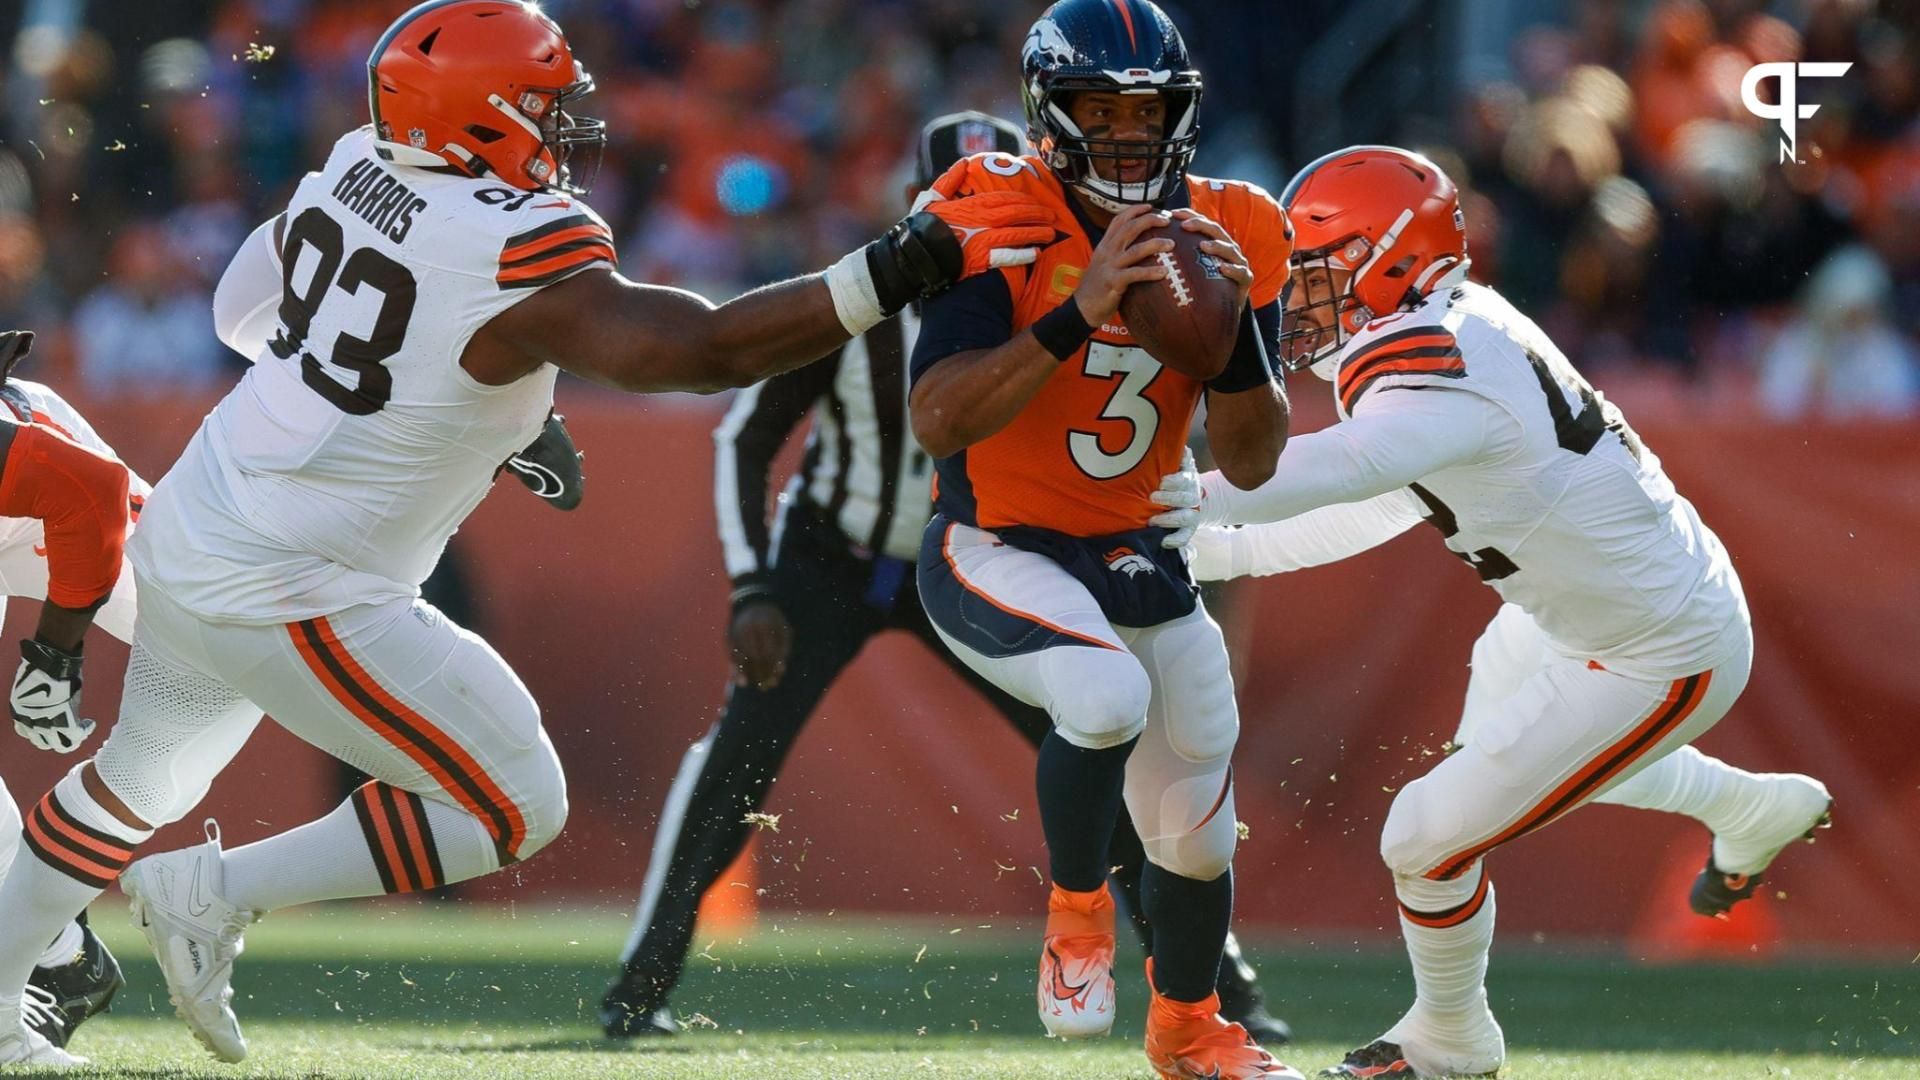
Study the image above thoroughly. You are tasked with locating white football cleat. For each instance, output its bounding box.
[0,1008,86,1069]
[122,820,259,1063]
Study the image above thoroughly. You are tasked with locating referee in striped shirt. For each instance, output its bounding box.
[601,112,1288,1044]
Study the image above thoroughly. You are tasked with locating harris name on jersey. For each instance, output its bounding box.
[330,158,429,245]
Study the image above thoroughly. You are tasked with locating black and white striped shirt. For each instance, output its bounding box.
[714,308,933,600]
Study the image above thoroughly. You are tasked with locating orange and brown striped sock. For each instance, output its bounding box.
[0,771,149,1009]
[222,784,500,913]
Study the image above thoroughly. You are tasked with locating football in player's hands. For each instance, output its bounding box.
[1118,223,1240,380]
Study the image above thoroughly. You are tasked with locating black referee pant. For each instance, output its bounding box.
[610,504,1210,1013]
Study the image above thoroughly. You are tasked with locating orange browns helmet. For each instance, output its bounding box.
[368,0,607,195]
[1277,146,1469,373]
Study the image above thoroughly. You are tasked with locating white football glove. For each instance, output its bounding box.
[1149,448,1204,550]
[11,639,93,754]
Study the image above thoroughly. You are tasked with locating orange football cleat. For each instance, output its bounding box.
[1037,883,1117,1038]
[1145,960,1303,1079]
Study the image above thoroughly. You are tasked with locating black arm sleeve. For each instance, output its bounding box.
[1207,299,1282,395]
[715,348,842,597]
[908,269,1016,388]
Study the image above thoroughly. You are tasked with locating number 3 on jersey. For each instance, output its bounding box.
[270,207,417,415]
[1068,343,1162,480]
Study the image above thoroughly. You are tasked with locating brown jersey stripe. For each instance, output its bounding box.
[500,233,615,272]
[1340,343,1463,389]
[500,225,614,268]
[1340,356,1467,413]
[1427,673,1711,880]
[496,260,615,291]
[502,213,600,252]
[497,244,616,287]
[1340,325,1459,369]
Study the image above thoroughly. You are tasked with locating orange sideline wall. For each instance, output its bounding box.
[1,384,1913,955]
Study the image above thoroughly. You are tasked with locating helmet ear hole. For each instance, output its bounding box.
[464,124,506,144]
[1383,254,1418,279]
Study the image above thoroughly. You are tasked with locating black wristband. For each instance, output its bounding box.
[1031,300,1096,361]
[21,638,82,683]
[866,211,963,315]
[1208,305,1277,394]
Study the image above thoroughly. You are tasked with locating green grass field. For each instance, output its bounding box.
[47,902,1918,1078]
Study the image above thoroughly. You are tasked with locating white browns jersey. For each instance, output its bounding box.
[0,379,148,642]
[1333,281,1746,679]
[132,127,616,623]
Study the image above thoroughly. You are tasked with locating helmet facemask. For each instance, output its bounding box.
[1028,80,1200,212]
[1278,240,1373,377]
[534,75,607,196]
[473,66,606,196]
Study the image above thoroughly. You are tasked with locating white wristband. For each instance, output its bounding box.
[824,247,887,337]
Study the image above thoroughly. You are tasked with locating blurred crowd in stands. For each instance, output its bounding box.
[0,0,1913,417]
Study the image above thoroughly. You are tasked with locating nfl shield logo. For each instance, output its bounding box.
[957,122,998,157]
[408,128,428,149]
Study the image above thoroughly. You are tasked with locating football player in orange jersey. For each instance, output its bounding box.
[907,3,1297,1078]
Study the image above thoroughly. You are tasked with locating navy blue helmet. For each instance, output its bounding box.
[1020,0,1202,211]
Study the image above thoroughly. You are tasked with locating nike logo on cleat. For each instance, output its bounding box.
[1043,945,1090,1004]
[187,862,214,917]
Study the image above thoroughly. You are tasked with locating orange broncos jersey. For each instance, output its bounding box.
[915,153,1291,537]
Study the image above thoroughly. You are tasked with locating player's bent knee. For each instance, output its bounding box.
[1133,769,1237,880]
[1045,650,1150,750]
[1141,803,1237,881]
[1379,775,1468,879]
[92,744,191,828]
[516,794,568,860]
[510,753,570,860]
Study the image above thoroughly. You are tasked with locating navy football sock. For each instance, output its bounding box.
[1144,862,1233,1003]
[1035,729,1136,893]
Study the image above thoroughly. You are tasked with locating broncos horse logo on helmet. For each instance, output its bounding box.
[367,0,608,195]
[1020,0,1202,213]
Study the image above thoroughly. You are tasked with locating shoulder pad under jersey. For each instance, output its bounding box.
[1333,294,1465,417]
[1188,175,1293,308]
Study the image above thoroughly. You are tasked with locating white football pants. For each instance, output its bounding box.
[1383,602,1752,881]
[89,581,567,872]
[922,522,1240,881]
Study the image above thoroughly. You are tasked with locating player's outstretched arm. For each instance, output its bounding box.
[1182,493,1426,581]
[909,204,1170,458]
[0,408,131,754]
[479,270,857,394]
[1198,389,1494,526]
[470,194,1056,394]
